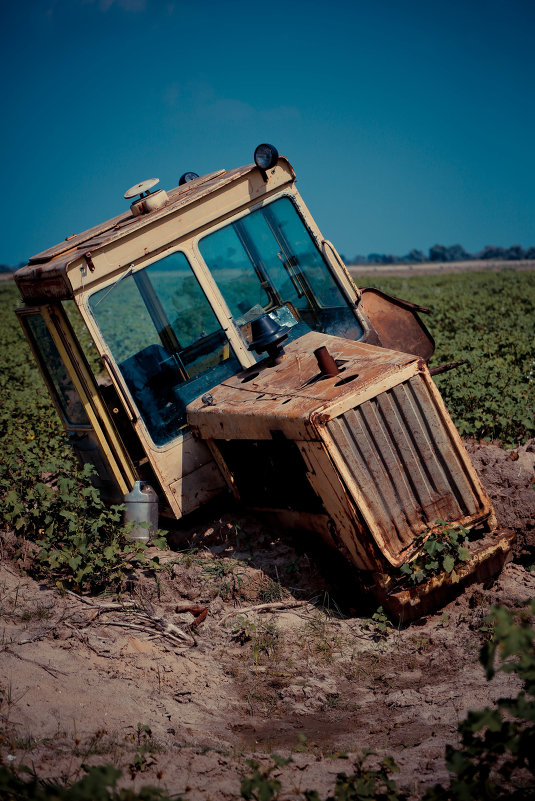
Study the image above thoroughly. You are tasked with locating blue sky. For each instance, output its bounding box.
[2,0,534,265]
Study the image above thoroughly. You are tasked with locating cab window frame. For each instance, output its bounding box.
[84,246,242,449]
[193,192,364,352]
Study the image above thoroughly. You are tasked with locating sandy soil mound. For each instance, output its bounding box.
[0,439,533,798]
[466,438,535,560]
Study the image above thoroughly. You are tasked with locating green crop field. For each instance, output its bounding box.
[358,269,535,446]
[1,271,533,489]
[1,269,533,471]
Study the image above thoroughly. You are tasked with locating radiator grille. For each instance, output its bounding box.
[326,373,485,564]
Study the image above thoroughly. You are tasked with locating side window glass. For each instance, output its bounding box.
[263,200,346,308]
[88,252,239,446]
[23,313,90,426]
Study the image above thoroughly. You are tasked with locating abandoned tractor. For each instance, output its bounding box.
[14,144,512,619]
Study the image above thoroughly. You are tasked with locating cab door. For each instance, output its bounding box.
[17,304,136,503]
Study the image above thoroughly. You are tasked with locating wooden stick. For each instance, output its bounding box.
[131,609,194,643]
[1,647,67,678]
[16,627,59,645]
[64,590,96,606]
[219,600,309,624]
[102,621,192,648]
[63,621,114,657]
[65,590,135,610]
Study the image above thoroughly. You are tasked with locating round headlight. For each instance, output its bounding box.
[178,172,200,185]
[254,143,279,171]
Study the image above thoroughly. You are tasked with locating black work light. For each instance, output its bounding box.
[178,172,199,185]
[254,143,279,171]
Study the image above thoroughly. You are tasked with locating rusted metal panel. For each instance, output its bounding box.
[187,331,419,442]
[372,531,515,622]
[16,160,297,300]
[15,265,73,301]
[359,287,435,362]
[323,373,490,567]
[297,439,385,571]
[189,331,495,572]
[169,461,226,517]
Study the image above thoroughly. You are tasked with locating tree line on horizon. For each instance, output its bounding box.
[347,243,535,265]
[0,262,26,274]
[2,242,535,274]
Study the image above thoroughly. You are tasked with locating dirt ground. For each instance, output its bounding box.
[0,439,534,799]
[348,258,535,277]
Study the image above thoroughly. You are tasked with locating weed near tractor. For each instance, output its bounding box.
[399,521,472,586]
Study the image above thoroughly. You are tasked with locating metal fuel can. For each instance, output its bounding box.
[124,481,158,542]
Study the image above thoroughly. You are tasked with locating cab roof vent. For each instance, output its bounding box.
[124,178,169,217]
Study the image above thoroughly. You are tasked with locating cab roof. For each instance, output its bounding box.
[15,158,295,300]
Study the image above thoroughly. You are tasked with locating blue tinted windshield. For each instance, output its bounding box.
[198,197,363,347]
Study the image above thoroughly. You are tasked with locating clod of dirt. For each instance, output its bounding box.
[465,438,535,562]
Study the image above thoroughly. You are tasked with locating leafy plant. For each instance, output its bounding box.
[124,723,161,779]
[359,270,535,445]
[2,462,166,593]
[304,751,406,801]
[134,723,153,748]
[200,557,246,600]
[424,600,535,800]
[0,285,167,593]
[302,613,343,663]
[239,751,406,801]
[231,616,280,665]
[240,755,291,801]
[364,607,394,641]
[259,576,284,603]
[400,521,471,585]
[0,762,177,800]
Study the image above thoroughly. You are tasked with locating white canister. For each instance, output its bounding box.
[124,481,158,542]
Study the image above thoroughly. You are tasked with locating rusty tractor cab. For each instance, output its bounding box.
[15,144,512,620]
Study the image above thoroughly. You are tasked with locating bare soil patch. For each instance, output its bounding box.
[1,439,534,798]
[348,258,535,278]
